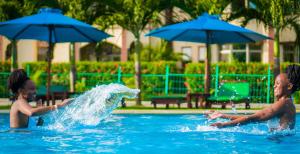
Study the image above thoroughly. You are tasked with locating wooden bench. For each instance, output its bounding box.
[151,96,186,109]
[186,93,210,108]
[207,82,250,109]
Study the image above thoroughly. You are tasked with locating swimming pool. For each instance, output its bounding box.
[1,113,300,153]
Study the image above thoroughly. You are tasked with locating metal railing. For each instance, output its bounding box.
[0,65,283,104]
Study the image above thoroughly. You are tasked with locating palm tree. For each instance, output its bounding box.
[102,0,168,105]
[229,0,300,76]
[59,0,114,92]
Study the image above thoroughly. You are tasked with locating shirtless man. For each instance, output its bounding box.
[208,65,299,130]
[9,69,69,128]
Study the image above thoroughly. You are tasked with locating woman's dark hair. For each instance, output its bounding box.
[286,64,300,94]
[8,69,30,95]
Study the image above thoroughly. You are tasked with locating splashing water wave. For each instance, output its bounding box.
[42,84,139,130]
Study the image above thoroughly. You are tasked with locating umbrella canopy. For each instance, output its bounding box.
[0,8,110,104]
[146,13,269,43]
[0,8,110,42]
[146,13,270,94]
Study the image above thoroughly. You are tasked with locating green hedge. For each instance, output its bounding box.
[184,62,270,74]
[23,61,180,97]
[185,62,300,74]
[0,62,10,98]
[0,62,11,72]
[23,61,181,74]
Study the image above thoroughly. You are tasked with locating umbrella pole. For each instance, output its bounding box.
[204,31,211,94]
[70,43,76,93]
[46,43,54,106]
[46,26,54,106]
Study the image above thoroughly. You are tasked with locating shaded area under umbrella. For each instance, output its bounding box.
[146,13,270,94]
[0,8,110,104]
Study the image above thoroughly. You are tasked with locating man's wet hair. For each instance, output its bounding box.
[8,69,30,95]
[286,64,300,94]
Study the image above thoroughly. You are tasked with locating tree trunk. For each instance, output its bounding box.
[69,43,77,93]
[11,40,18,72]
[273,27,280,77]
[165,7,173,51]
[134,36,142,106]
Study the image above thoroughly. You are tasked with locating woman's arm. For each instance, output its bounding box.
[210,100,286,128]
[221,114,245,120]
[205,111,245,120]
[18,100,57,116]
[210,115,256,127]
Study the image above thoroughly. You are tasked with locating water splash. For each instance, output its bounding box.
[42,83,139,130]
[231,102,237,113]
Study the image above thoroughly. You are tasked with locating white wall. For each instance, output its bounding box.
[52,43,70,62]
[17,40,36,67]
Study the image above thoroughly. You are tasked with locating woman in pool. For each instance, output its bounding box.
[8,69,70,128]
[208,64,300,130]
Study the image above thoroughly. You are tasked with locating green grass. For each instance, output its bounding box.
[0,105,11,110]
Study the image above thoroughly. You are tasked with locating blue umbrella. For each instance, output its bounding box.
[146,13,270,94]
[0,8,110,103]
[0,8,110,42]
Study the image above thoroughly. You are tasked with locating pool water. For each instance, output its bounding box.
[1,113,300,153]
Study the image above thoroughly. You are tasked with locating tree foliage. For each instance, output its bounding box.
[229,0,300,75]
[138,41,183,62]
[0,0,62,21]
[174,0,230,19]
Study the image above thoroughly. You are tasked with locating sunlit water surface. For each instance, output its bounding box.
[1,84,300,153]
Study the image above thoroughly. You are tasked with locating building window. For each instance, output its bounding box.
[283,43,296,62]
[80,42,121,61]
[38,47,48,61]
[220,43,262,62]
[250,52,261,62]
[198,46,205,62]
[232,52,246,62]
[232,44,246,62]
[37,41,49,61]
[182,47,192,61]
[249,42,262,62]
[220,45,231,62]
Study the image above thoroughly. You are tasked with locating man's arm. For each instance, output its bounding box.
[211,100,286,128]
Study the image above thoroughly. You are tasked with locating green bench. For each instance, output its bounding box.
[207,82,250,109]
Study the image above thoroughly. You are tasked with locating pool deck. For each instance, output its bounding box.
[1,99,300,114]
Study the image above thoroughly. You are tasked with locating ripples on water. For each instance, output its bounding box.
[0,83,299,153]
